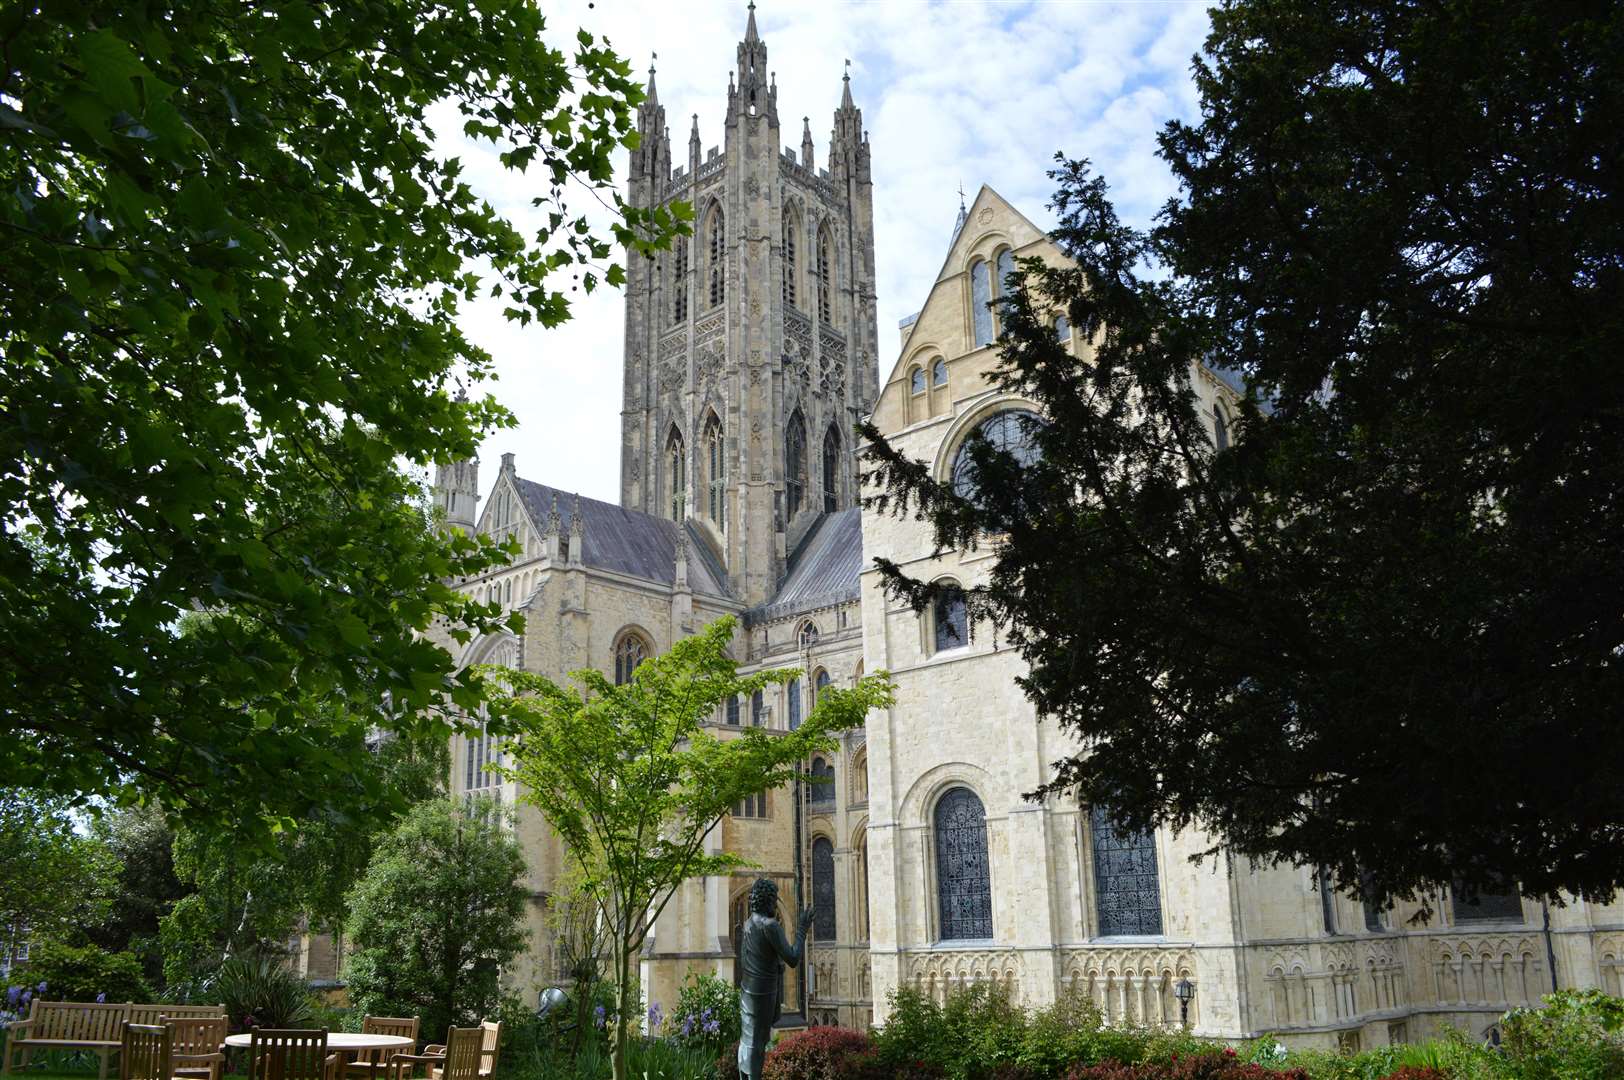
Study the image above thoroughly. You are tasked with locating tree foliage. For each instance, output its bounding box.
[0,789,117,953]
[82,802,186,983]
[343,797,529,1043]
[860,0,1624,904]
[488,615,893,1080]
[0,1,683,838]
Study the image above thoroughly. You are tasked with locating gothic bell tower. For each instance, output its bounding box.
[619,3,879,607]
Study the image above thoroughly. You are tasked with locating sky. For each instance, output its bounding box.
[441,0,1213,507]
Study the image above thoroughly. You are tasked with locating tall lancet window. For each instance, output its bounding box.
[785,409,807,517]
[1090,804,1163,937]
[816,225,833,322]
[811,838,837,941]
[707,206,726,307]
[667,428,686,522]
[934,787,992,940]
[672,236,688,324]
[970,259,993,347]
[705,413,726,523]
[782,209,799,309]
[822,423,840,513]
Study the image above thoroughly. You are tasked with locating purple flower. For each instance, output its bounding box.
[593,1004,605,1029]
[35,982,46,995]
[96,993,106,1004]
[680,1014,694,1037]
[646,1003,663,1032]
[5,987,18,1008]
[703,1016,720,1036]
[20,991,31,1006]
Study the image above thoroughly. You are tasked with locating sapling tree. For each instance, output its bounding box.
[487,615,892,1080]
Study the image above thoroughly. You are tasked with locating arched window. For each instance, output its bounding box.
[1451,877,1524,923]
[705,413,726,523]
[951,408,1044,504]
[932,359,948,387]
[782,208,799,308]
[672,236,688,324]
[613,630,650,686]
[751,689,765,727]
[811,837,837,940]
[810,756,835,806]
[798,620,819,648]
[859,832,870,941]
[1055,315,1070,341]
[996,248,1017,296]
[814,667,831,703]
[970,259,994,348]
[909,367,925,395]
[817,225,833,322]
[785,410,807,517]
[822,424,841,512]
[1214,404,1230,452]
[934,582,968,652]
[934,787,992,940]
[725,695,741,726]
[464,718,502,792]
[787,677,802,730]
[707,206,726,307]
[1090,804,1162,936]
[666,427,686,521]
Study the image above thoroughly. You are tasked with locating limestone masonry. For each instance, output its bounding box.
[411,7,1624,1051]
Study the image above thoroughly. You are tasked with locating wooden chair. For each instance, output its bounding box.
[244,1029,340,1080]
[119,1023,171,1080]
[419,1021,498,1080]
[344,1017,418,1080]
[389,1027,480,1080]
[163,1016,227,1080]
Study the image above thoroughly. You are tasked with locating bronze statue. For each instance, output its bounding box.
[735,877,813,1080]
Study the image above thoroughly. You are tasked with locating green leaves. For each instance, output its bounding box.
[1,3,675,842]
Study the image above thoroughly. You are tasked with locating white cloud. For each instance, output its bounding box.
[442,0,1212,505]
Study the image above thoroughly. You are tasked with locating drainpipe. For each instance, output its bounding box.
[1541,901,1560,992]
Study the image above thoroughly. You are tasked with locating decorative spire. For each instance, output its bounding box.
[646,52,657,99]
[745,0,759,43]
[570,493,584,537]
[547,493,561,536]
[840,58,854,109]
[801,116,815,169]
[951,185,970,246]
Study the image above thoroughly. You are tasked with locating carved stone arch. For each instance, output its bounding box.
[461,630,519,671]
[962,230,1015,273]
[930,392,1045,485]
[901,760,994,827]
[848,747,869,806]
[611,624,655,685]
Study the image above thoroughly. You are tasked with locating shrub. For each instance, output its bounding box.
[762,1026,872,1080]
[1061,1052,1308,1080]
[1502,988,1624,1080]
[1374,1070,1446,1080]
[209,952,315,1032]
[15,940,151,1002]
[667,971,742,1054]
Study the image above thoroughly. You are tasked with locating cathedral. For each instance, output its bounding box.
[428,8,1624,1051]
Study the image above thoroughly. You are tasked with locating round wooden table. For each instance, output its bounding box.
[224,1032,417,1077]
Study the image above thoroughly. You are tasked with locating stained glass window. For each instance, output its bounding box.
[814,668,831,703]
[952,409,1043,504]
[935,787,992,940]
[823,425,840,512]
[706,415,726,522]
[996,248,1016,297]
[1452,878,1523,923]
[934,583,968,651]
[810,756,835,805]
[932,359,948,386]
[614,633,649,686]
[970,260,993,347]
[787,678,802,730]
[725,695,740,726]
[464,722,501,791]
[786,411,806,517]
[1090,804,1162,936]
[751,689,764,726]
[910,368,925,394]
[812,838,837,940]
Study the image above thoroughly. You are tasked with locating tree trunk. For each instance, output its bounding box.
[611,944,633,1080]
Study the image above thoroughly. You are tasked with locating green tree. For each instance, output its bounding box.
[488,615,893,1080]
[0,1,684,839]
[343,797,529,1043]
[0,789,116,956]
[159,729,448,986]
[861,0,1624,906]
[83,803,186,983]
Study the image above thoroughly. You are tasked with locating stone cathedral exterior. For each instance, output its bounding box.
[426,8,1624,1052]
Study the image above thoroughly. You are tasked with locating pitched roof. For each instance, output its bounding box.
[511,477,733,599]
[753,508,862,621]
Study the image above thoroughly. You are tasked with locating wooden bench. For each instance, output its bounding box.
[1,1000,226,1080]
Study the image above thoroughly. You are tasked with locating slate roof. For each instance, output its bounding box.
[512,477,732,599]
[753,508,863,621]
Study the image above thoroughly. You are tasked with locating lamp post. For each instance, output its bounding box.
[1173,978,1195,1028]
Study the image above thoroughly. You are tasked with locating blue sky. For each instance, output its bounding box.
[442,0,1213,505]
